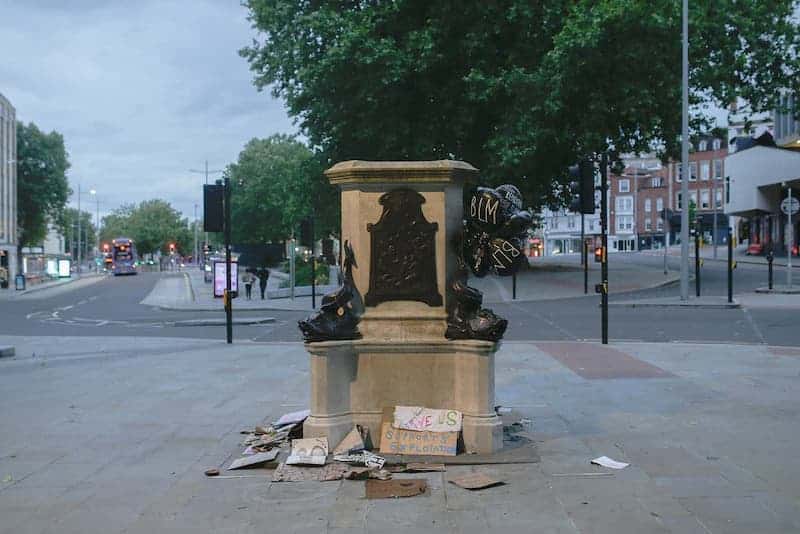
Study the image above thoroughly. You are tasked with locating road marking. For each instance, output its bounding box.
[57,305,74,311]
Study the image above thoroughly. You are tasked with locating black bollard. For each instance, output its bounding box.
[767,249,774,290]
[727,228,733,303]
[695,228,701,297]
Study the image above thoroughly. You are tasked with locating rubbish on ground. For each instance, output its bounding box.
[204,468,220,477]
[380,422,457,456]
[551,472,615,477]
[333,450,385,469]
[254,425,271,435]
[591,456,629,469]
[242,445,256,456]
[228,449,280,470]
[393,406,463,433]
[286,437,328,465]
[209,475,266,479]
[272,462,349,482]
[448,473,504,490]
[343,467,392,481]
[274,409,310,427]
[388,462,446,473]
[365,478,427,499]
[333,425,369,454]
[494,405,513,414]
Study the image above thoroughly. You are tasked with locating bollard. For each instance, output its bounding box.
[583,239,589,294]
[767,249,774,290]
[727,228,733,303]
[695,228,701,297]
[512,271,517,300]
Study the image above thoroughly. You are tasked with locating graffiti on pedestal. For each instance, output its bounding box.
[364,188,442,307]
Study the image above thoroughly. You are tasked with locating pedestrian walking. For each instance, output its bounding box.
[258,267,269,300]
[243,270,255,300]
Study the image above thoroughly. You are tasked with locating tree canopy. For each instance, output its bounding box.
[241,0,800,207]
[226,134,339,243]
[100,200,192,255]
[16,121,70,249]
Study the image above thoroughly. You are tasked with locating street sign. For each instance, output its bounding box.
[781,196,799,215]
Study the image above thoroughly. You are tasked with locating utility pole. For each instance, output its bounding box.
[190,160,223,259]
[194,204,199,265]
[788,187,794,289]
[680,0,690,300]
[663,206,669,275]
[224,176,233,344]
[77,183,82,278]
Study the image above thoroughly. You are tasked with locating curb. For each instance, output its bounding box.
[172,317,276,327]
[754,286,800,294]
[8,274,105,298]
[0,345,15,358]
[609,299,740,309]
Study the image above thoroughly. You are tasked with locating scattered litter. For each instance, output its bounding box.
[343,467,392,481]
[494,405,513,414]
[388,463,446,473]
[551,472,615,478]
[333,425,369,455]
[365,478,427,499]
[209,475,265,479]
[591,456,629,469]
[393,406,463,433]
[274,409,310,427]
[333,450,385,469]
[448,473,504,490]
[272,462,348,482]
[380,422,457,456]
[286,437,328,466]
[242,445,256,456]
[2,474,12,483]
[254,425,271,435]
[228,449,280,470]
[204,468,220,477]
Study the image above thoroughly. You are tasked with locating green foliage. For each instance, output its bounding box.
[16,121,70,248]
[279,257,330,287]
[100,200,192,255]
[226,134,339,243]
[56,208,96,257]
[241,0,800,209]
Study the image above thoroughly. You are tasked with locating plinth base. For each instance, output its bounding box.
[303,339,503,454]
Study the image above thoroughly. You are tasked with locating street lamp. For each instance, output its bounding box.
[189,160,224,261]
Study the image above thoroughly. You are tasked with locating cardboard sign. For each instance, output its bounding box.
[393,406,463,433]
[379,422,457,456]
[286,437,328,465]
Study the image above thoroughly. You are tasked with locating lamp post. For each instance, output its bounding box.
[189,160,223,258]
[679,0,690,300]
[90,189,100,272]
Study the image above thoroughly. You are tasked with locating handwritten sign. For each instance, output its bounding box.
[393,406,463,433]
[379,422,458,456]
[286,437,328,465]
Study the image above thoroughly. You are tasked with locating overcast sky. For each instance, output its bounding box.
[1,0,295,221]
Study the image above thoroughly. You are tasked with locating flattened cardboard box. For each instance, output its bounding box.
[379,422,457,456]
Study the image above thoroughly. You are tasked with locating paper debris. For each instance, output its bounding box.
[333,450,385,469]
[393,406,463,432]
[590,456,629,469]
[286,437,328,465]
[228,449,280,470]
[449,473,504,490]
[333,425,368,454]
[274,409,310,427]
[365,478,427,499]
[204,468,220,477]
[380,422,458,456]
[388,463,446,473]
[272,462,349,482]
[343,467,392,480]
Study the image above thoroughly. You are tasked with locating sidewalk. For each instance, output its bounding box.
[0,273,105,301]
[0,336,798,533]
[642,244,800,268]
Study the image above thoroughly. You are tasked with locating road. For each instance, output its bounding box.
[1,255,797,346]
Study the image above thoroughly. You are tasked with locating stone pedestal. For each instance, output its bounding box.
[303,160,503,453]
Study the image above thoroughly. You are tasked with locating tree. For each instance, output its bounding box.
[56,208,97,259]
[100,200,192,255]
[241,0,800,208]
[226,134,339,244]
[16,122,70,267]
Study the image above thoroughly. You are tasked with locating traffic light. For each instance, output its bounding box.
[594,246,603,263]
[568,160,596,214]
[204,184,224,232]
[102,243,110,252]
[169,243,176,253]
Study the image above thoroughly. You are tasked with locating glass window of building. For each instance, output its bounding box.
[645,198,652,212]
[700,161,710,180]
[619,179,630,193]
[714,160,723,179]
[690,162,698,181]
[656,197,664,211]
[700,190,710,209]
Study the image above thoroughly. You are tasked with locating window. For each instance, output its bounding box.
[714,160,723,180]
[690,162,698,181]
[651,177,664,187]
[712,139,721,150]
[645,219,652,231]
[700,190,710,209]
[645,198,652,212]
[619,179,630,193]
[657,218,664,231]
[690,191,698,208]
[616,196,633,213]
[616,215,634,232]
[700,161,710,181]
[715,190,723,209]
[699,140,707,151]
[676,192,683,210]
[656,197,664,212]
[676,164,682,182]
[568,217,576,229]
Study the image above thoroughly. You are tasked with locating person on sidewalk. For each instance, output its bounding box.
[258,267,269,300]
[242,270,255,300]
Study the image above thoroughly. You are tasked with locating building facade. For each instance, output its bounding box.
[0,92,17,289]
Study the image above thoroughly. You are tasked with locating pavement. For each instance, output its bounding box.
[1,335,799,533]
[641,244,800,268]
[0,273,105,301]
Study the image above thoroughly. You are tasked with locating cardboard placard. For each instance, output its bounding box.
[379,422,457,456]
[393,406,462,432]
[286,437,328,465]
